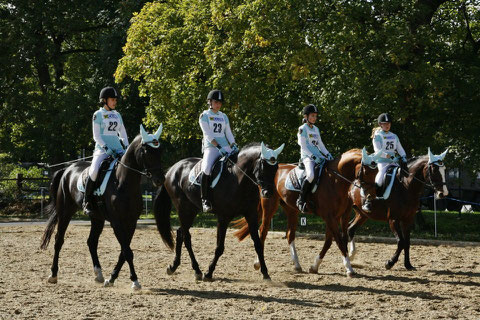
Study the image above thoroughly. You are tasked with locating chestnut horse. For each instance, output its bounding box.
[348,149,449,270]
[234,148,378,276]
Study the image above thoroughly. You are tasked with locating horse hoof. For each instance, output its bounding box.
[104,279,114,287]
[94,267,104,283]
[385,261,393,270]
[263,275,271,281]
[166,266,174,276]
[405,265,416,271]
[203,274,213,282]
[294,266,303,273]
[131,280,142,290]
[347,271,357,278]
[308,266,318,274]
[253,262,260,270]
[194,273,203,281]
[47,275,57,284]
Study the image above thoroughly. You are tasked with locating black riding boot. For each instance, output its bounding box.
[296,180,313,213]
[83,176,96,217]
[201,173,212,212]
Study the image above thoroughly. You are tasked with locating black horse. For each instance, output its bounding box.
[154,142,284,280]
[40,125,169,290]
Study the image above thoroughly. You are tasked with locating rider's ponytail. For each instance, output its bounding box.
[371,126,381,138]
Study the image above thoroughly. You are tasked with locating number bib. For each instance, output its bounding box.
[102,113,121,136]
[207,115,226,137]
[381,133,397,152]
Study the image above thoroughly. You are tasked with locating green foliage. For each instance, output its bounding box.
[117,0,480,169]
[0,162,45,202]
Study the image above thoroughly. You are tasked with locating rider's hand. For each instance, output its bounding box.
[231,143,239,154]
[327,153,334,161]
[218,146,228,156]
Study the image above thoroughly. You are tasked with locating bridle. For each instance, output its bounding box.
[117,142,163,179]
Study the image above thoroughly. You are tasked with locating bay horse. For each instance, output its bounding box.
[40,125,168,290]
[348,148,449,270]
[153,142,284,280]
[233,148,378,276]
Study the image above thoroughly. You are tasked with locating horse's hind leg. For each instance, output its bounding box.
[323,214,355,277]
[48,201,74,283]
[183,226,203,280]
[203,218,229,281]
[87,217,105,283]
[401,219,415,270]
[167,227,184,275]
[246,212,270,280]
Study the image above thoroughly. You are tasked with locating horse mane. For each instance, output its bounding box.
[408,155,428,166]
[239,142,262,156]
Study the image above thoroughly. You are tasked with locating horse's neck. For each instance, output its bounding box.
[404,161,428,197]
[233,157,257,192]
[116,148,142,185]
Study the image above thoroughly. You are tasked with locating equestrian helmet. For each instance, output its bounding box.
[303,104,318,116]
[207,89,224,102]
[99,87,118,100]
[377,113,392,123]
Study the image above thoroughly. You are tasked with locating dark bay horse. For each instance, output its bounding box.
[40,125,168,290]
[153,142,284,280]
[233,148,378,276]
[348,148,449,270]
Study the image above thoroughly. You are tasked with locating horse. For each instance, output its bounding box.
[233,148,378,277]
[153,142,284,280]
[40,125,168,290]
[347,148,449,270]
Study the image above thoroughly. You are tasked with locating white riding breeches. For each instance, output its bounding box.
[302,158,316,183]
[375,163,398,187]
[88,150,109,181]
[201,146,232,175]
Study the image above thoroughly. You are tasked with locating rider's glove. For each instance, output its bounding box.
[231,143,239,154]
[327,153,334,161]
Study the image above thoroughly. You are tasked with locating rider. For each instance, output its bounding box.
[83,86,129,217]
[296,104,333,213]
[199,89,238,212]
[362,112,407,212]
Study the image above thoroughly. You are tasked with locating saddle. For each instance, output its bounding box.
[376,164,399,200]
[285,162,325,192]
[77,157,117,196]
[188,155,232,189]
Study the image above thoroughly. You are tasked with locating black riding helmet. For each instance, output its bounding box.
[99,87,118,101]
[303,104,318,116]
[207,89,224,102]
[378,113,392,123]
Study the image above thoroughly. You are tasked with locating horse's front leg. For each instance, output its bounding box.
[167,227,184,275]
[203,219,229,281]
[283,205,302,272]
[87,217,105,283]
[254,195,280,271]
[105,219,140,289]
[386,218,404,270]
[309,228,332,274]
[402,219,416,270]
[246,212,270,280]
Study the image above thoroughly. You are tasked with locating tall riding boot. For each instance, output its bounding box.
[362,183,381,213]
[83,176,96,217]
[201,173,212,212]
[296,180,313,213]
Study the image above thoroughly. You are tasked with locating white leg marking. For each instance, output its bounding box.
[343,256,355,276]
[131,280,142,290]
[104,279,114,287]
[309,255,322,273]
[289,241,302,271]
[348,240,356,261]
[439,166,449,196]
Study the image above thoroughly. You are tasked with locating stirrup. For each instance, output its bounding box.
[362,200,372,213]
[296,198,306,213]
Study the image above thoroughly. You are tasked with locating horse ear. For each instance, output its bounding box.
[427,147,434,163]
[140,124,149,143]
[439,148,448,161]
[154,123,163,140]
[261,142,268,159]
[273,143,285,158]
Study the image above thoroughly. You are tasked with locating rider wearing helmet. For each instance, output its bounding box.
[198,89,238,212]
[83,87,129,217]
[296,104,333,213]
[362,112,407,212]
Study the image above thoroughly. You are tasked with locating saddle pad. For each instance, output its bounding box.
[377,167,398,200]
[77,160,117,196]
[188,160,223,188]
[285,164,323,193]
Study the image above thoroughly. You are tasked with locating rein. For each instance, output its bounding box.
[226,157,260,187]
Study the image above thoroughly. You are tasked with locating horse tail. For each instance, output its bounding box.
[232,217,251,241]
[40,168,65,249]
[153,185,175,250]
